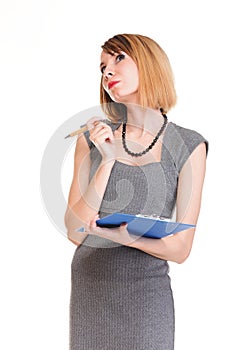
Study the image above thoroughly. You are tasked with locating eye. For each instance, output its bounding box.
[100,66,106,74]
[116,53,125,62]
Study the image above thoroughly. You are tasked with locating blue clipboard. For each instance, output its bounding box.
[96,213,195,239]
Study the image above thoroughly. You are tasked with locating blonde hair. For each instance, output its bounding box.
[100,34,177,122]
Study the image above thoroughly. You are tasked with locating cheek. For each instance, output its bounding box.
[127,64,139,88]
[133,72,139,89]
[101,79,108,94]
[128,72,139,91]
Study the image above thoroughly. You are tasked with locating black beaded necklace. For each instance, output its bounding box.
[122,114,168,157]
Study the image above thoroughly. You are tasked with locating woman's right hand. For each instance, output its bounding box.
[88,117,116,163]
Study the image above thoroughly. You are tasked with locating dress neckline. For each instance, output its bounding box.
[112,121,172,167]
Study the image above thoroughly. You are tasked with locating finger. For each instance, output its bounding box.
[90,122,111,135]
[86,117,105,130]
[90,132,114,145]
[89,125,106,138]
[120,222,128,230]
[120,222,127,227]
[90,128,114,143]
[90,127,112,140]
[90,214,100,228]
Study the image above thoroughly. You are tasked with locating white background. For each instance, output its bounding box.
[1,0,233,349]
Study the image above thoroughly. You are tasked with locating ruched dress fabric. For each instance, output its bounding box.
[70,122,208,350]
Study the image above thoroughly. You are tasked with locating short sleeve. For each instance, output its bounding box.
[82,129,93,149]
[167,123,208,173]
[77,122,93,150]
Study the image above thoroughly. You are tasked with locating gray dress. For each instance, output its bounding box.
[70,121,208,350]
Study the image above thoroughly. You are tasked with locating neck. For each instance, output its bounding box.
[124,104,165,136]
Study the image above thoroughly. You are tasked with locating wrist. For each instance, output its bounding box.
[100,158,116,168]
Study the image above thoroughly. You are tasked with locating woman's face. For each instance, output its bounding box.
[100,50,139,104]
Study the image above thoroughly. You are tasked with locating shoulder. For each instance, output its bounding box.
[170,122,208,154]
[74,132,91,158]
[166,122,208,173]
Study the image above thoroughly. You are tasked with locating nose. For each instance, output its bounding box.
[103,66,114,80]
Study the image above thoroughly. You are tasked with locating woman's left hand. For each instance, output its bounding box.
[84,214,139,246]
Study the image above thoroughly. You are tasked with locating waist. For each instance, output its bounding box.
[72,241,170,280]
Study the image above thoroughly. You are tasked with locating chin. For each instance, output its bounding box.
[110,93,138,105]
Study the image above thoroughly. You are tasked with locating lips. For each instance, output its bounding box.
[108,80,120,89]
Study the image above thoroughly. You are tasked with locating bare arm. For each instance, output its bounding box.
[64,121,116,246]
[128,142,207,263]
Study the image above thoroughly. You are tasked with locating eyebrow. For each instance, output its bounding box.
[100,51,119,69]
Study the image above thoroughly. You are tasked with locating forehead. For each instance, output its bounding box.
[100,50,116,62]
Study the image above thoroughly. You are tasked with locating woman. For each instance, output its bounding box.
[65,34,208,350]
